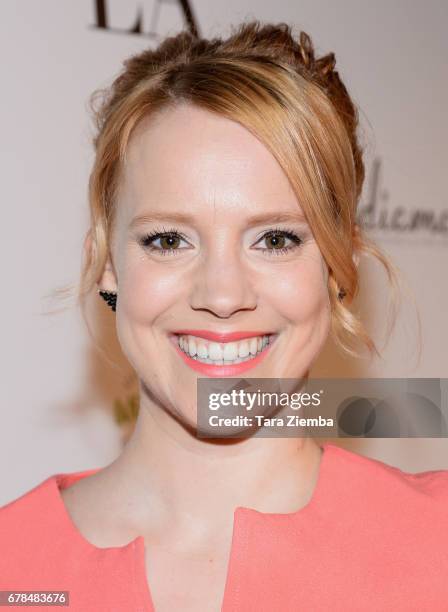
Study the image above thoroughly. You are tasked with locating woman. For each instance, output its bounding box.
[1,20,447,612]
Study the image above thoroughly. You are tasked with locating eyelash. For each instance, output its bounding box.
[138,226,304,257]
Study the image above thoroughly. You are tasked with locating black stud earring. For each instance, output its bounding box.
[338,288,346,301]
[98,290,117,312]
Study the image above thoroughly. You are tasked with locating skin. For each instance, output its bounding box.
[62,103,334,604]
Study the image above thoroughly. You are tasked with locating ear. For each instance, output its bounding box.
[83,230,118,293]
[98,258,118,293]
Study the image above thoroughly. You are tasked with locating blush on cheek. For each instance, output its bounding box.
[274,264,329,325]
[119,263,183,320]
[114,263,189,386]
[267,258,331,377]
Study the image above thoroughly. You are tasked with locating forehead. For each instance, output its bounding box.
[117,103,302,222]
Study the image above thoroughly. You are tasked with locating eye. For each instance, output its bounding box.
[138,228,190,256]
[254,228,304,256]
[138,226,305,257]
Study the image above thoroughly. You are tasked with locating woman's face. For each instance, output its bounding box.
[101,103,331,426]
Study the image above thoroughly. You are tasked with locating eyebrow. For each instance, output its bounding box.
[129,211,307,229]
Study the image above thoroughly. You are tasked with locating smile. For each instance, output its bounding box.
[178,333,272,364]
[168,331,278,376]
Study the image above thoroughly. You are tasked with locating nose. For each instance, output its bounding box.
[189,249,257,319]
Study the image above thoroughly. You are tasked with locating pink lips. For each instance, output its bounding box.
[169,331,277,377]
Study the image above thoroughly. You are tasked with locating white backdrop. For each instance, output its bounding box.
[1,0,447,505]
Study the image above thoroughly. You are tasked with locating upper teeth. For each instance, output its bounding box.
[178,334,271,361]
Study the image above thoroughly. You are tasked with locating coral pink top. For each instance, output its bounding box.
[1,442,448,611]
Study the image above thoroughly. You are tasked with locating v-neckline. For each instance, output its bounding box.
[132,503,251,611]
[50,442,333,611]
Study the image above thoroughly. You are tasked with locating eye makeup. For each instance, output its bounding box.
[137,224,307,257]
[138,226,190,256]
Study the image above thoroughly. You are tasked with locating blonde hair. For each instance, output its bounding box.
[55,20,404,360]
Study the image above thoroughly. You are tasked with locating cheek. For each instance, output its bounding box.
[113,257,185,373]
[266,251,330,323]
[118,258,183,321]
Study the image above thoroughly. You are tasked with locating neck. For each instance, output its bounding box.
[103,390,323,545]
